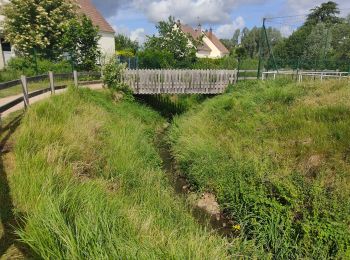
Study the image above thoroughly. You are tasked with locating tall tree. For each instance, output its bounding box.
[63,15,101,71]
[232,29,241,46]
[144,16,199,68]
[115,34,139,54]
[302,23,332,68]
[306,1,341,27]
[3,0,76,59]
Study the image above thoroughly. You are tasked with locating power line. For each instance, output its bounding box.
[265,7,350,21]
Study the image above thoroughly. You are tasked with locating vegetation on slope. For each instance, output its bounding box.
[9,88,228,259]
[169,79,350,258]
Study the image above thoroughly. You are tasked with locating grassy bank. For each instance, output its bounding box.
[169,79,350,258]
[9,88,228,259]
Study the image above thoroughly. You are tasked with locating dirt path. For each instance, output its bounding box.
[0,84,103,118]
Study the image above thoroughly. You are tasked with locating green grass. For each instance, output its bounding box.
[169,79,350,258]
[8,88,229,259]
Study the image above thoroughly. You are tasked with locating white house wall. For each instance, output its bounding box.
[202,36,225,59]
[99,32,115,59]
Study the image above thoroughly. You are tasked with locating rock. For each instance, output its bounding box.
[196,193,221,216]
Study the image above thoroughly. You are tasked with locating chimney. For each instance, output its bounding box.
[197,23,202,32]
[208,27,213,39]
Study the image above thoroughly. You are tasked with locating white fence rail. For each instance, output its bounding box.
[262,70,350,82]
[122,69,237,94]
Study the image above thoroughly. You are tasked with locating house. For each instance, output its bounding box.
[176,21,229,59]
[76,0,115,59]
[0,0,14,69]
[0,0,115,70]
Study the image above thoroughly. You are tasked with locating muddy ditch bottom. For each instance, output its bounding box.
[156,126,236,238]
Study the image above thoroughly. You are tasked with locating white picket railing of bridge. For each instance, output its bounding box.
[122,69,238,94]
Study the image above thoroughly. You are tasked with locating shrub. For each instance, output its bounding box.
[102,55,129,93]
[7,57,71,75]
[138,49,175,69]
[192,56,238,69]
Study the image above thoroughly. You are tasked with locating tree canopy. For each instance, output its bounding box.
[3,0,76,59]
[63,15,101,71]
[115,34,139,55]
[3,0,102,70]
[143,16,199,68]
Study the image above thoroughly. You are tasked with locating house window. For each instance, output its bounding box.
[1,38,11,52]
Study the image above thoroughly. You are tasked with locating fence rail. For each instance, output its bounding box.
[122,69,237,94]
[262,70,350,82]
[0,71,102,117]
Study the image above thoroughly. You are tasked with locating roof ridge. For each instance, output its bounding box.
[75,0,115,33]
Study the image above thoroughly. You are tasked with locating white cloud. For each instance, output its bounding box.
[113,26,147,44]
[215,16,245,39]
[130,28,147,43]
[95,0,265,25]
[112,25,130,36]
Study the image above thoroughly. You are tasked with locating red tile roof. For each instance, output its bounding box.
[179,24,211,52]
[178,23,229,55]
[204,31,229,54]
[75,0,115,33]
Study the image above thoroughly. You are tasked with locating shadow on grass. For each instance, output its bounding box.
[0,115,32,258]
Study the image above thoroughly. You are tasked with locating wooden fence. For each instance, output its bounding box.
[122,69,237,94]
[0,71,102,116]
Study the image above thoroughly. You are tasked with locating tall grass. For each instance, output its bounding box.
[169,79,350,258]
[9,88,229,259]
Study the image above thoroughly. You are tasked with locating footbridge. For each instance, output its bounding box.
[122,69,238,94]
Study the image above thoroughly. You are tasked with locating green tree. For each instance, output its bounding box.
[3,0,76,59]
[330,22,350,69]
[232,29,241,46]
[306,1,342,27]
[115,34,139,54]
[302,23,332,69]
[220,39,235,52]
[63,15,101,71]
[144,16,199,68]
[138,49,175,69]
[220,29,241,53]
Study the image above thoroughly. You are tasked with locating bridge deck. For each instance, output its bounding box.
[122,69,237,94]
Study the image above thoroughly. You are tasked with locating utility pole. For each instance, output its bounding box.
[263,22,278,72]
[257,18,266,79]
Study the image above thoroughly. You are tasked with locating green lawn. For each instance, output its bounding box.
[169,79,350,258]
[7,88,228,259]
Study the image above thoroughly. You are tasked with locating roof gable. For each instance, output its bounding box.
[178,23,229,54]
[75,0,115,33]
[204,31,229,54]
[178,24,211,52]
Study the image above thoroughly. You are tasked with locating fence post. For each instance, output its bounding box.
[49,71,55,94]
[320,72,323,82]
[234,70,238,84]
[73,70,78,87]
[262,72,265,81]
[273,72,276,80]
[20,75,29,109]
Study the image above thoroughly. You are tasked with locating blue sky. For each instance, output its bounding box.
[92,0,350,42]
